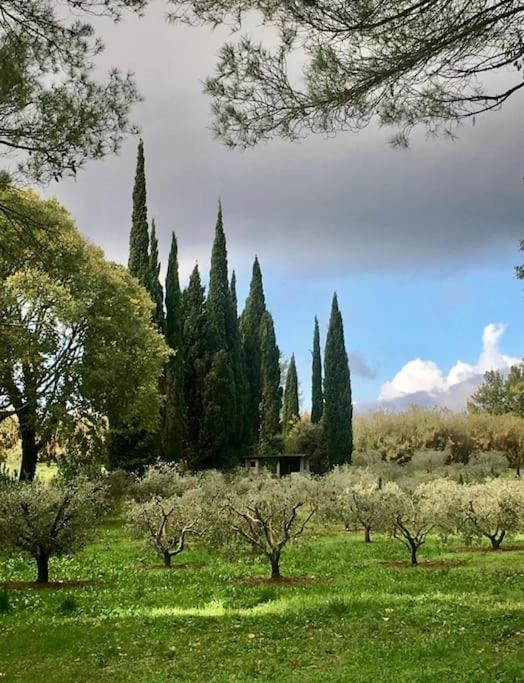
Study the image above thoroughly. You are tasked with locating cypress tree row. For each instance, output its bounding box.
[228,271,248,455]
[282,353,300,433]
[323,294,353,466]
[201,204,241,467]
[311,316,323,423]
[128,139,150,290]
[182,265,208,468]
[163,232,185,461]
[240,257,267,450]
[149,219,165,332]
[259,311,282,451]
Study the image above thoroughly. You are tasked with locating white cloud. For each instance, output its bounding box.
[378,323,521,409]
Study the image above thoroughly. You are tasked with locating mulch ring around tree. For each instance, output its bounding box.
[455,546,524,553]
[234,576,331,586]
[379,560,464,569]
[0,580,106,590]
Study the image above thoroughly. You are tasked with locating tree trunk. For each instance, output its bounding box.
[270,555,281,580]
[163,550,172,568]
[364,525,372,543]
[409,542,418,566]
[490,531,505,550]
[36,553,49,583]
[19,418,39,483]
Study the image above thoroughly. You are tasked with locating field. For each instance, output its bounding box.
[1,513,523,683]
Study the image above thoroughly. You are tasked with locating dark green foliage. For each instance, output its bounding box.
[206,203,230,352]
[0,589,10,613]
[228,271,248,455]
[107,421,158,473]
[311,316,323,423]
[324,293,353,466]
[240,257,267,449]
[163,232,185,462]
[201,205,242,467]
[259,311,282,451]
[182,266,208,468]
[201,350,237,468]
[149,220,165,332]
[284,419,328,474]
[128,140,150,290]
[282,353,300,433]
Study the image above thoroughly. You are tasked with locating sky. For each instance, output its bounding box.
[42,1,524,412]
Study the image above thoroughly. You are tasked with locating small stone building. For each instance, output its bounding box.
[244,453,310,477]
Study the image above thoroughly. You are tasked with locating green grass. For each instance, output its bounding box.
[1,520,523,682]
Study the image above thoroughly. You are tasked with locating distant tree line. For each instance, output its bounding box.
[113,141,354,472]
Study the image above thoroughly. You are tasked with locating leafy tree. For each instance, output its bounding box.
[259,312,282,451]
[131,463,196,502]
[149,220,165,332]
[461,480,524,549]
[311,317,323,424]
[163,232,185,462]
[0,1,143,183]
[240,257,267,449]
[324,294,353,467]
[128,139,150,291]
[0,477,107,583]
[127,488,204,567]
[469,365,524,417]
[282,353,300,434]
[284,419,327,474]
[168,1,524,148]
[0,189,168,481]
[221,472,317,579]
[182,265,208,468]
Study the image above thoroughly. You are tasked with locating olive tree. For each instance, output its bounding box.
[222,472,317,579]
[131,463,196,502]
[0,477,107,583]
[380,480,462,565]
[127,489,204,567]
[461,480,524,549]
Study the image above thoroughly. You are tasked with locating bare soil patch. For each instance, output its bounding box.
[455,546,523,554]
[0,580,103,590]
[379,560,463,569]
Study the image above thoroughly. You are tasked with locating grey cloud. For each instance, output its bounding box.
[43,2,524,280]
[348,351,377,380]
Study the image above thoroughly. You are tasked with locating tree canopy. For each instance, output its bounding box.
[0,188,168,480]
[0,1,145,183]
[167,0,524,148]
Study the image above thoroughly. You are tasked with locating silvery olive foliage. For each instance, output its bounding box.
[0,476,108,582]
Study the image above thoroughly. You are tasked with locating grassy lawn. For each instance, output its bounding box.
[1,518,523,683]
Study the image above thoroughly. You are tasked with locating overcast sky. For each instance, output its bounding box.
[43,1,524,411]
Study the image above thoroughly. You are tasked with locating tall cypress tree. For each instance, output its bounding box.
[201,204,239,467]
[324,294,353,466]
[282,353,300,433]
[149,219,165,332]
[128,139,150,289]
[162,231,184,461]
[182,264,208,468]
[259,311,282,451]
[240,257,267,450]
[311,316,323,423]
[229,271,247,455]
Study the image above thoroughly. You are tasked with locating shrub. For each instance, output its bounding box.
[0,477,107,583]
